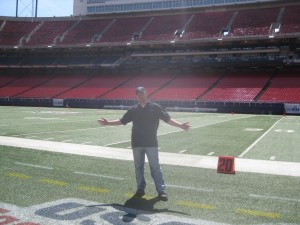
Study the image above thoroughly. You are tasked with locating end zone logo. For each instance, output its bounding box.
[0,198,219,225]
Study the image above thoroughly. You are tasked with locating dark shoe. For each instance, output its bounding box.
[134,189,145,197]
[158,191,168,201]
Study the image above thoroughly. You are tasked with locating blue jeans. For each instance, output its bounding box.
[132,147,166,193]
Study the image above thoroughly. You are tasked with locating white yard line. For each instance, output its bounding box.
[239,117,284,158]
[14,127,99,137]
[250,194,300,203]
[1,136,300,177]
[167,184,214,192]
[14,162,53,170]
[74,171,124,180]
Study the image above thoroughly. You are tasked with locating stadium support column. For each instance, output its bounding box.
[16,0,18,17]
[35,0,38,17]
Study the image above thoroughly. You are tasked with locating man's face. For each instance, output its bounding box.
[136,91,147,104]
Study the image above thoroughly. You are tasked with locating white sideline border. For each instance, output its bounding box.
[0,136,300,177]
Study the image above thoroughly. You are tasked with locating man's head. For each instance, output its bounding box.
[136,86,148,105]
[136,86,146,95]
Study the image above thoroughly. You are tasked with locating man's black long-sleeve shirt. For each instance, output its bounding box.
[120,101,171,147]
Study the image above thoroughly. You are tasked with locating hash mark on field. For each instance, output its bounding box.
[270,156,276,160]
[7,172,31,179]
[39,179,68,186]
[177,201,216,210]
[236,208,280,219]
[124,193,154,200]
[79,185,110,193]
[14,162,53,170]
[179,150,187,153]
[207,152,215,156]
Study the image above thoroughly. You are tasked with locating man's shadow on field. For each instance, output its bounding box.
[88,195,188,223]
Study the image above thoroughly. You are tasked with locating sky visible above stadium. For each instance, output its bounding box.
[0,0,73,17]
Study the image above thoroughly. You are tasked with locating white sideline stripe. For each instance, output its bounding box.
[167,184,214,192]
[250,194,300,203]
[239,117,284,158]
[14,162,53,170]
[74,171,124,180]
[1,136,300,177]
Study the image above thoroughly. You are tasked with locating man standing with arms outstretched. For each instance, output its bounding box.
[98,87,191,201]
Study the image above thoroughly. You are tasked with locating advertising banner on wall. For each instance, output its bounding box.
[53,99,64,107]
[284,103,300,114]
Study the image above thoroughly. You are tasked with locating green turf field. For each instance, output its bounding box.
[0,106,299,225]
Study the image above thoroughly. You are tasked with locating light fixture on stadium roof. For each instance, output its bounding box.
[13,46,18,49]
[86,44,90,47]
[218,38,223,41]
[170,40,175,43]
[126,42,131,46]
[48,45,52,48]
[269,35,274,39]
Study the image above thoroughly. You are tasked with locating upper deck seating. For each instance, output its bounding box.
[100,17,150,43]
[182,11,233,40]
[279,5,300,34]
[259,73,300,103]
[139,14,191,41]
[150,73,221,100]
[229,7,280,37]
[61,19,112,45]
[27,20,77,46]
[0,20,40,46]
[201,73,271,101]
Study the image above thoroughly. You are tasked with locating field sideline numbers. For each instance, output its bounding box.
[217,156,235,174]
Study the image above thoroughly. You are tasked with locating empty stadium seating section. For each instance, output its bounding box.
[201,73,271,102]
[259,73,300,103]
[229,8,280,37]
[1,5,300,46]
[1,72,299,103]
[279,5,300,34]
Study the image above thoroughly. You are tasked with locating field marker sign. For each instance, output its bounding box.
[217,156,235,174]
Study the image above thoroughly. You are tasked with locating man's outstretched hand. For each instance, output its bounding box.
[180,122,191,131]
[98,118,108,126]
